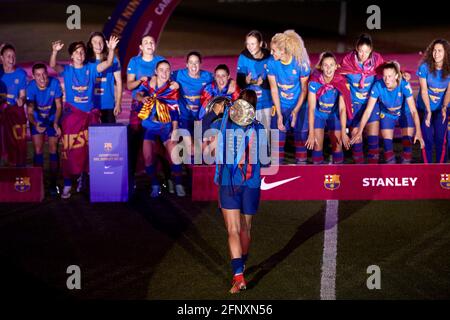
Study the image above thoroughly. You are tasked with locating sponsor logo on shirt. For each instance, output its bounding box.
[429,87,446,94]
[355,92,368,100]
[72,85,89,92]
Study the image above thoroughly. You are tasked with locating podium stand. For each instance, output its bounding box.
[89,124,129,202]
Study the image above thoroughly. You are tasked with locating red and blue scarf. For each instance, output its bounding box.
[338,50,384,89]
[310,69,354,119]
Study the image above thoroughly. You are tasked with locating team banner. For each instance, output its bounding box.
[89,124,129,202]
[103,0,181,74]
[192,164,450,201]
[60,105,100,178]
[0,167,44,202]
[1,105,27,166]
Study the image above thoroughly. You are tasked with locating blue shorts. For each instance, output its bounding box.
[314,111,341,130]
[399,111,414,128]
[143,123,172,142]
[270,104,308,132]
[348,103,380,128]
[30,123,57,137]
[219,185,260,215]
[379,112,400,130]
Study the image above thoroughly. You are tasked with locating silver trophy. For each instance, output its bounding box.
[204,96,232,115]
[229,99,256,126]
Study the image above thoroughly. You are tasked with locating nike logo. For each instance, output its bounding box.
[260,176,301,190]
[104,165,112,169]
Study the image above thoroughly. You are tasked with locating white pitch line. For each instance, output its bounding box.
[320,200,339,300]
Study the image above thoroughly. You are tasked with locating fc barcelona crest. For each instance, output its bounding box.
[324,174,340,190]
[440,174,450,190]
[104,142,113,152]
[15,177,31,192]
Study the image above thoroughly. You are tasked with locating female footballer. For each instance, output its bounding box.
[338,34,384,164]
[200,64,240,118]
[50,36,119,198]
[416,39,450,163]
[86,31,122,123]
[202,89,266,294]
[172,51,213,167]
[135,60,185,197]
[0,44,27,166]
[26,63,63,196]
[236,30,272,130]
[306,52,352,163]
[126,35,165,186]
[351,61,424,163]
[267,30,310,164]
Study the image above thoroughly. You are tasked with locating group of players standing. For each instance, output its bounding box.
[0,30,449,200]
[1,29,450,295]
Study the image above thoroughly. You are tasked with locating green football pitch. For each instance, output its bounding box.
[1,177,449,300]
[1,0,449,301]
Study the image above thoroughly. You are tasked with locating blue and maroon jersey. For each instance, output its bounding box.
[172,68,213,120]
[127,54,165,99]
[237,48,272,110]
[199,80,240,119]
[92,56,121,110]
[0,67,27,105]
[339,51,384,108]
[212,119,265,188]
[417,62,450,112]
[60,63,98,112]
[345,71,376,107]
[266,56,310,110]
[309,81,340,119]
[370,79,413,119]
[26,76,62,122]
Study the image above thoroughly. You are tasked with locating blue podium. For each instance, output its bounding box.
[89,124,129,202]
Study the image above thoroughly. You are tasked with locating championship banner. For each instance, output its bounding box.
[103,0,181,75]
[0,167,44,202]
[89,124,129,202]
[192,164,450,201]
[1,105,27,166]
